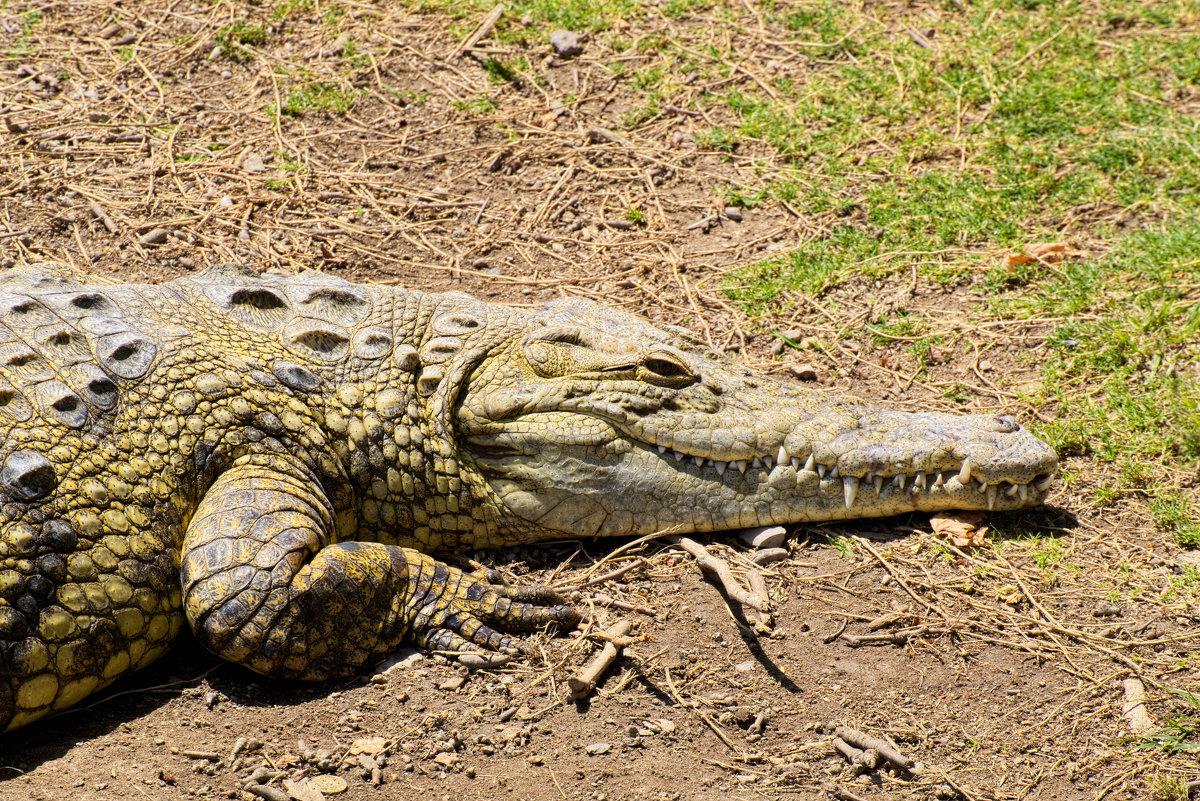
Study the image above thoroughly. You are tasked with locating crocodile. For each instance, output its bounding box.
[0,262,1057,732]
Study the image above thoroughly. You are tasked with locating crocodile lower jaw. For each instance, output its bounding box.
[652,444,1055,510]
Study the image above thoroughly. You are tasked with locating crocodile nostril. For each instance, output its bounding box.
[992,414,1020,433]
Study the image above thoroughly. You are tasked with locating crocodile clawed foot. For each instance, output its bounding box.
[406,552,581,666]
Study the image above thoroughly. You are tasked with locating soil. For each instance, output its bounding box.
[1,3,1197,801]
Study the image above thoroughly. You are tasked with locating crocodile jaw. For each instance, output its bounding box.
[462,405,1058,538]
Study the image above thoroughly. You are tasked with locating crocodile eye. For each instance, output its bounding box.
[639,355,693,385]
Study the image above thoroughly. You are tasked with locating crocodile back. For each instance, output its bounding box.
[0,264,191,730]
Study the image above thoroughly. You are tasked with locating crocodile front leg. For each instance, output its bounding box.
[180,455,578,678]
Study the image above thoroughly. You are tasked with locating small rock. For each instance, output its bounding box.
[432,752,459,768]
[242,153,266,172]
[584,742,611,755]
[739,525,786,550]
[789,364,819,382]
[1093,600,1122,618]
[750,547,789,566]
[734,660,755,673]
[139,228,169,245]
[437,676,466,691]
[310,774,348,794]
[549,30,583,58]
[723,206,743,222]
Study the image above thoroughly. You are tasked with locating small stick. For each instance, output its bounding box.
[548,193,580,222]
[841,625,936,648]
[831,737,880,774]
[746,567,769,607]
[567,619,633,699]
[1121,677,1155,736]
[555,558,647,592]
[587,592,655,615]
[673,537,770,612]
[453,4,504,56]
[88,201,119,233]
[827,725,913,772]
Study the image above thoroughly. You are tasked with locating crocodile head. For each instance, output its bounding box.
[456,298,1058,539]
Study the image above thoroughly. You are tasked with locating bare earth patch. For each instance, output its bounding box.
[1,2,1198,800]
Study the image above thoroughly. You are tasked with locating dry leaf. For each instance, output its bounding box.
[1004,242,1066,270]
[996,584,1023,606]
[930,510,989,548]
[349,737,387,755]
[282,777,326,801]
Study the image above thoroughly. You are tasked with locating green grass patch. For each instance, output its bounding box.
[280,83,360,116]
[705,1,1199,299]
[1000,221,1200,464]
[1134,686,1200,755]
[452,95,498,114]
[413,0,639,40]
[215,21,270,62]
[1151,493,1200,549]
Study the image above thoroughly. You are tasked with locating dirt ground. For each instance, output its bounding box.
[1,2,1198,800]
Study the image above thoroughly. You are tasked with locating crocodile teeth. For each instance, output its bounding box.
[657,444,666,455]
[752,456,763,469]
[673,450,685,462]
[957,459,972,485]
[692,456,705,467]
[804,454,815,472]
[894,474,907,492]
[791,457,801,470]
[714,461,727,476]
[1005,483,1019,498]
[733,460,748,473]
[873,474,882,494]
[843,476,859,508]
[777,445,788,465]
[986,483,997,510]
[1034,474,1054,491]
[1018,484,1028,502]
[762,456,774,470]
[816,464,826,478]
[933,472,945,487]
[829,465,838,479]
[914,472,927,491]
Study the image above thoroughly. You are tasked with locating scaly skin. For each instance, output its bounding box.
[0,263,1057,731]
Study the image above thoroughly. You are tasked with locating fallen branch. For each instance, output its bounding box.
[452,4,504,56]
[567,619,634,699]
[673,536,770,612]
[1121,677,1155,736]
[823,723,913,773]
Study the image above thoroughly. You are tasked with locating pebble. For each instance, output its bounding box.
[1093,600,1122,617]
[549,30,583,58]
[789,364,819,381]
[739,525,786,550]
[242,153,266,172]
[584,742,611,755]
[723,206,743,222]
[139,227,169,245]
[311,774,348,794]
[750,547,789,566]
[437,676,466,691]
[734,660,755,673]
